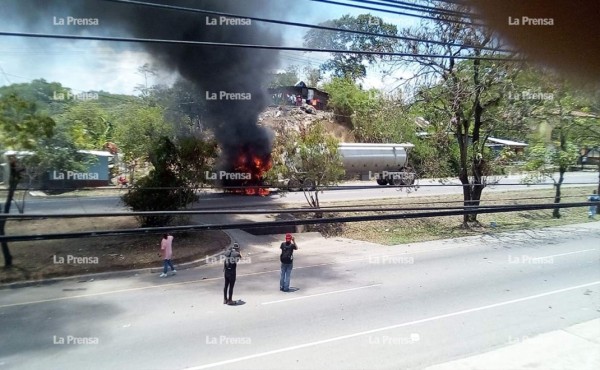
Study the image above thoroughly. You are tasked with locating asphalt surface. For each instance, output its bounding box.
[0,223,598,369]
[6,171,598,214]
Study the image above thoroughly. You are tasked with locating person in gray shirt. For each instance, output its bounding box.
[280,233,298,292]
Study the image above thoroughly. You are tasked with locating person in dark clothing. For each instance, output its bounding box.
[588,190,600,219]
[223,243,241,305]
[280,233,298,292]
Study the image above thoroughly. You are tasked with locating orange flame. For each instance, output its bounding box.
[227,149,272,196]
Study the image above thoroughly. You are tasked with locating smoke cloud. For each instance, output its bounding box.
[2,0,283,163]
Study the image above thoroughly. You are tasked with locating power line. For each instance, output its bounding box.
[1,202,591,219]
[100,0,509,53]
[431,0,468,6]
[316,193,598,208]
[0,63,11,84]
[1,182,594,193]
[345,0,477,19]
[0,201,591,242]
[310,0,486,27]
[0,32,519,62]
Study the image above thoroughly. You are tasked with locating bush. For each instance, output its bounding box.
[121,137,199,227]
[121,170,194,227]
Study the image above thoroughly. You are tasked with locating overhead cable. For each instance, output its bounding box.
[99,0,509,52]
[0,31,519,62]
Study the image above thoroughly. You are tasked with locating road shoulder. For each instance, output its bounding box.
[426,319,600,370]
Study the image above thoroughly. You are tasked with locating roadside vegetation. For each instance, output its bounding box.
[0,216,229,284]
[1,2,599,271]
[297,186,598,245]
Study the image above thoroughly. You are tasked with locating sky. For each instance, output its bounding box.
[0,0,419,96]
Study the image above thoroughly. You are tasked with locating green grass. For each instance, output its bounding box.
[317,186,598,245]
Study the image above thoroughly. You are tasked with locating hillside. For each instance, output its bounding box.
[258,105,355,142]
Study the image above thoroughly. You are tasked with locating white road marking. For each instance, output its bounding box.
[184,281,600,370]
[532,249,597,260]
[261,284,382,305]
[1,245,596,309]
[0,246,462,308]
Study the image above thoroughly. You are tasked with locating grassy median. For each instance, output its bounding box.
[305,186,599,245]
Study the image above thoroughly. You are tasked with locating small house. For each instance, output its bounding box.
[268,81,329,110]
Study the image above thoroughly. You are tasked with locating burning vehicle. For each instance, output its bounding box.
[219,144,273,196]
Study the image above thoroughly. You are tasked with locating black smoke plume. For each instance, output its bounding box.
[2,0,281,165]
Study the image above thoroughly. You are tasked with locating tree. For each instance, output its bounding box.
[152,78,209,137]
[389,0,520,226]
[111,101,173,184]
[268,121,344,211]
[303,66,323,87]
[0,79,72,116]
[135,63,158,101]
[523,141,579,218]
[56,101,111,150]
[321,77,380,128]
[520,72,598,218]
[304,14,398,81]
[121,136,216,226]
[269,65,300,87]
[0,93,55,267]
[176,136,218,204]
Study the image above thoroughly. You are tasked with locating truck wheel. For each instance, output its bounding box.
[389,177,402,186]
[401,169,416,186]
[302,178,315,191]
[287,178,301,192]
[402,175,415,186]
[376,179,387,186]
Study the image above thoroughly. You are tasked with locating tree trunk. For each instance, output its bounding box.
[467,154,486,223]
[553,128,568,219]
[552,168,565,219]
[457,116,471,225]
[460,172,471,224]
[1,158,19,267]
[468,55,484,224]
[597,161,600,194]
[129,162,136,186]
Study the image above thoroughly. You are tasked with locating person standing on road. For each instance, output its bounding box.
[223,243,242,305]
[159,233,176,278]
[280,233,298,292]
[588,190,600,219]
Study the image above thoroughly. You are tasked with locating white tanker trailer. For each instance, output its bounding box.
[338,143,415,186]
[283,142,416,190]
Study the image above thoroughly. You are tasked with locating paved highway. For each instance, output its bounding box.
[5,172,598,214]
[0,223,598,369]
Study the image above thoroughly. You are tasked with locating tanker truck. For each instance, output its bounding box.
[282,142,416,191]
[339,142,415,186]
